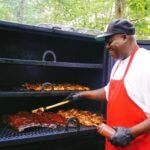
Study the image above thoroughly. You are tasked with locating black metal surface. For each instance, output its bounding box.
[0,20,105,91]
[0,91,76,98]
[0,21,107,150]
[0,123,97,147]
[0,20,97,42]
[0,58,103,69]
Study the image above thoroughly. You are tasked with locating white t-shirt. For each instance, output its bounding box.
[105,48,150,117]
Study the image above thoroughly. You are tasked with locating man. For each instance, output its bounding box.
[70,19,150,150]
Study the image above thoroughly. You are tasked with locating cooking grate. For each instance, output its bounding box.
[0,124,96,147]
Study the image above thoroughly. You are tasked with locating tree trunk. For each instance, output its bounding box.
[17,0,25,23]
[115,0,126,18]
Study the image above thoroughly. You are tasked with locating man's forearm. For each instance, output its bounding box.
[130,117,150,137]
[79,88,107,101]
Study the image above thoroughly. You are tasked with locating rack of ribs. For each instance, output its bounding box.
[4,111,67,132]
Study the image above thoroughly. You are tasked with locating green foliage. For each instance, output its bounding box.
[127,0,150,39]
[0,0,149,39]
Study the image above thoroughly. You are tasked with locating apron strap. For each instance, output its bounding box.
[122,45,139,79]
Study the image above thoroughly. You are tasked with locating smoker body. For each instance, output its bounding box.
[0,21,107,150]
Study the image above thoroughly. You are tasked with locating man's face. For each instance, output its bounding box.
[105,34,128,59]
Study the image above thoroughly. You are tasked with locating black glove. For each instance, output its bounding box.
[109,127,135,147]
[66,93,81,102]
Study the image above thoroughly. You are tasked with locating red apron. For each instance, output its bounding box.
[106,45,150,150]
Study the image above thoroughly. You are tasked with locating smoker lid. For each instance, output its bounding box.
[0,20,101,42]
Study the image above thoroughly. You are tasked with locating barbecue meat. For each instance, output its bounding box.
[22,83,90,91]
[22,83,42,91]
[4,109,103,132]
[4,111,67,132]
[53,84,90,91]
[58,109,103,126]
[43,84,53,91]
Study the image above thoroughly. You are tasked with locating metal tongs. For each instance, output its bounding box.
[32,95,72,113]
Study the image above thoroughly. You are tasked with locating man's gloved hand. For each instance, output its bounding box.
[109,127,135,147]
[66,93,81,102]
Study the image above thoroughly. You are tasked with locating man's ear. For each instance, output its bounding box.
[122,34,129,43]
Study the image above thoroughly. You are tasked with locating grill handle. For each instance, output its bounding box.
[65,117,80,132]
[42,50,57,62]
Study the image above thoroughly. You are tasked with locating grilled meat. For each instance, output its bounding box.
[58,109,103,126]
[22,83,42,91]
[4,109,103,132]
[53,84,90,91]
[4,111,66,132]
[22,83,90,91]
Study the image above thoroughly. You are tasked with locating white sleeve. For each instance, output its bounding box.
[138,51,150,116]
[142,70,150,116]
[124,49,150,117]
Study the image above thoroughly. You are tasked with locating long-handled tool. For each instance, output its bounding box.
[32,98,71,113]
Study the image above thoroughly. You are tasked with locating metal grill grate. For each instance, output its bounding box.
[0,124,96,147]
